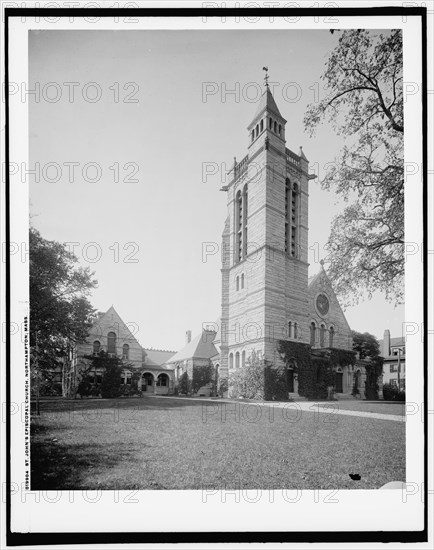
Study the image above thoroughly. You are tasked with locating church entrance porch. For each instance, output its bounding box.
[155,373,170,395]
[141,372,154,393]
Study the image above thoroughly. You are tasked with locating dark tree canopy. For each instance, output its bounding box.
[304,29,404,305]
[351,330,380,359]
[30,226,97,373]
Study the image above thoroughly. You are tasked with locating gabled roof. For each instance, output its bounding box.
[92,306,142,348]
[251,88,285,124]
[143,348,176,367]
[166,329,218,363]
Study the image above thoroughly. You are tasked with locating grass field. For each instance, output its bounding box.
[31,396,405,490]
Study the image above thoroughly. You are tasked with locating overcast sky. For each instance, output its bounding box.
[29,29,404,351]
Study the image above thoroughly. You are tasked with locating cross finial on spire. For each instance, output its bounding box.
[262,66,269,88]
[320,259,325,269]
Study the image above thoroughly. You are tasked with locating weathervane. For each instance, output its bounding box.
[262,66,269,88]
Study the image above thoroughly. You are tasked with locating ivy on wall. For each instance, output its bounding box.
[277,341,357,400]
[364,356,384,400]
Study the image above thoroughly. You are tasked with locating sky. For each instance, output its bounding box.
[29,29,404,351]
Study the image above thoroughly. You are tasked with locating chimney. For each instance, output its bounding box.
[383,330,390,357]
[185,330,192,344]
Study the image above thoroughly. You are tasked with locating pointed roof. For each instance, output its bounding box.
[165,329,218,363]
[92,306,142,348]
[249,88,286,128]
[143,348,177,366]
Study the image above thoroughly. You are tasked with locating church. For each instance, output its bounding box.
[73,78,367,400]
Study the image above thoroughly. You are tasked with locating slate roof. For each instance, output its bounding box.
[253,88,284,120]
[166,329,218,363]
[143,348,177,367]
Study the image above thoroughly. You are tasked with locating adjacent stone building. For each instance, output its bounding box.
[70,306,176,396]
[379,330,406,391]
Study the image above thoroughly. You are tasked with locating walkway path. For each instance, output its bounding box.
[146,395,405,423]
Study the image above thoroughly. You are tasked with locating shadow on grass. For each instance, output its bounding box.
[37,396,207,414]
[31,423,144,490]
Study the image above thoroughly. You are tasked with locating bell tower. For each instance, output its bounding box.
[220,70,314,384]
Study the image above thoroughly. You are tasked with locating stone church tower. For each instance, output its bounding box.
[219,81,317,383]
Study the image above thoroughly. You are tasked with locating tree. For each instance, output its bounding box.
[304,29,403,305]
[29,227,97,397]
[80,351,131,398]
[351,330,383,400]
[351,330,380,359]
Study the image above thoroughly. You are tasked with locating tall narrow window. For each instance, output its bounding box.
[122,343,129,359]
[274,121,277,132]
[278,124,282,135]
[320,324,325,347]
[236,276,239,291]
[235,190,243,262]
[235,351,240,369]
[260,119,264,132]
[291,183,299,257]
[269,117,272,128]
[329,326,334,347]
[93,340,101,354]
[241,273,244,289]
[255,124,259,137]
[242,350,246,367]
[229,353,234,369]
[242,185,248,258]
[310,323,316,346]
[107,331,117,354]
[285,178,290,254]
[294,323,298,339]
[288,321,293,338]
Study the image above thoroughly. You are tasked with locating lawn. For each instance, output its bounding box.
[31,396,405,490]
[318,400,406,416]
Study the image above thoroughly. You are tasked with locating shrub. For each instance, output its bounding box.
[382,383,399,401]
[364,358,384,400]
[229,355,265,400]
[394,390,405,402]
[217,378,228,397]
[178,372,191,395]
[77,376,93,398]
[101,362,123,398]
[192,364,215,394]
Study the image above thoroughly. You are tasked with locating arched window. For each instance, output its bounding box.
[274,121,277,132]
[329,326,335,348]
[93,340,100,354]
[229,353,234,369]
[255,124,259,137]
[236,276,239,291]
[291,183,299,257]
[294,323,298,339]
[235,190,243,262]
[288,321,293,338]
[122,343,129,359]
[269,117,272,129]
[285,178,290,253]
[242,185,248,258]
[320,324,326,347]
[310,322,316,346]
[278,124,282,135]
[107,331,116,354]
[260,119,264,132]
[241,273,244,289]
[251,131,254,143]
[235,351,240,369]
[157,373,169,387]
[242,350,246,367]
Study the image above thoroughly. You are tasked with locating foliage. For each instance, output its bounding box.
[382,383,399,401]
[29,226,97,397]
[395,390,406,402]
[304,29,403,305]
[278,342,357,400]
[229,352,265,400]
[178,372,192,395]
[82,351,131,399]
[217,377,228,397]
[364,357,384,400]
[192,364,216,394]
[352,331,380,359]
